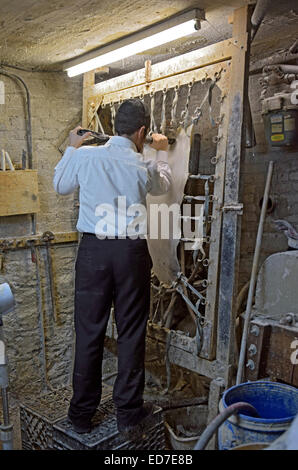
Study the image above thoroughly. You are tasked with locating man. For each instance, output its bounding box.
[53,98,172,434]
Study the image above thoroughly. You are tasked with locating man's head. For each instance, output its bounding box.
[114,98,150,152]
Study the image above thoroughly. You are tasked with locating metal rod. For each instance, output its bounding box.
[0,69,33,168]
[184,195,207,202]
[1,388,10,425]
[189,174,215,180]
[251,0,271,41]
[236,161,274,385]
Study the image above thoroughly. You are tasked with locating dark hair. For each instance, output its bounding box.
[114,98,150,136]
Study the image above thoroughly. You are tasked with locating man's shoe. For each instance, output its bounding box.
[67,415,92,434]
[117,402,154,434]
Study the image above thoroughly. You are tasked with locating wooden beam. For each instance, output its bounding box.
[85,39,234,101]
[216,5,253,386]
[97,61,229,106]
[200,67,231,360]
[0,231,78,250]
[82,71,95,127]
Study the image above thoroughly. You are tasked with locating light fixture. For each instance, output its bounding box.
[64,9,205,77]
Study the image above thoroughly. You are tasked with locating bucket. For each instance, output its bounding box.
[164,405,208,450]
[218,381,298,450]
[230,443,268,450]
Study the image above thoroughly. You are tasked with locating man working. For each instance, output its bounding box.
[53,98,172,434]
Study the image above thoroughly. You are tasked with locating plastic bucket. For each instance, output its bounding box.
[218,381,298,450]
[164,405,208,450]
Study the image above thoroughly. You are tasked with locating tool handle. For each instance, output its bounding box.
[78,129,176,145]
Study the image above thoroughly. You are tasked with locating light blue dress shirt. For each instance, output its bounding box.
[53,136,172,237]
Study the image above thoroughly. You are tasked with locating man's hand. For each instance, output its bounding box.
[69,126,92,149]
[150,133,169,152]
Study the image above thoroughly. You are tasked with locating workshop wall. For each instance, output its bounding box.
[0,70,82,396]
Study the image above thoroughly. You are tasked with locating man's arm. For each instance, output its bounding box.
[146,134,172,196]
[53,126,91,195]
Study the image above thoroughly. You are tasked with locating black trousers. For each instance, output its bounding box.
[68,234,152,427]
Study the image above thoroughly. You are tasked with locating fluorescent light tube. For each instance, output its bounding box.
[66,17,198,77]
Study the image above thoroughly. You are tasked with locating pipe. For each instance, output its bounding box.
[0,68,37,235]
[251,0,271,41]
[236,161,274,385]
[264,64,298,75]
[194,401,259,450]
[236,281,250,317]
[0,68,33,169]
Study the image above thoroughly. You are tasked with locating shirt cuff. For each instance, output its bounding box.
[156,150,168,162]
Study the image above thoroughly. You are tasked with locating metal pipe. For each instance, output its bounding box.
[1,388,10,425]
[251,0,271,41]
[0,69,33,169]
[264,64,298,75]
[0,322,13,450]
[236,161,274,385]
[194,401,259,450]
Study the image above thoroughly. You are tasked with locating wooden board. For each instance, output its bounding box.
[0,170,39,216]
[245,318,298,387]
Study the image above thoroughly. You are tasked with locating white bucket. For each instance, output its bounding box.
[0,283,15,315]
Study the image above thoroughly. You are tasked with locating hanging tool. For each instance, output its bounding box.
[77,128,176,145]
[150,90,158,134]
[41,231,58,324]
[160,87,168,135]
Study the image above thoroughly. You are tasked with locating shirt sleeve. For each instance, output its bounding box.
[53,146,81,195]
[146,151,172,196]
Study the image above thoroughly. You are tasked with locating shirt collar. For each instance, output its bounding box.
[108,136,138,153]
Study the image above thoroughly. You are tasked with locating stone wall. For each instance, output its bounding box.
[0,70,82,396]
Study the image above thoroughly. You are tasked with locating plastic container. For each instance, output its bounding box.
[218,381,298,450]
[164,405,208,450]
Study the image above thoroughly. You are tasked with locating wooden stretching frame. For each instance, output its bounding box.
[82,6,252,387]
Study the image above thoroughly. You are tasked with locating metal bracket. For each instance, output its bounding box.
[222,203,243,215]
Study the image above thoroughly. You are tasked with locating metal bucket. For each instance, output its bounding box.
[218,381,298,450]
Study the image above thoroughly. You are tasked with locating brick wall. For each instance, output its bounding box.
[239,73,298,289]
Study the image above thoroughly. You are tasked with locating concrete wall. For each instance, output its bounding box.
[0,70,82,396]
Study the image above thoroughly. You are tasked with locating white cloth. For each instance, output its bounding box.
[143,126,196,286]
[53,136,172,237]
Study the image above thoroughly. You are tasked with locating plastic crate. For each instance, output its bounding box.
[19,384,112,450]
[52,398,165,450]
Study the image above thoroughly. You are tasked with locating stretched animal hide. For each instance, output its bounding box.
[143,125,203,286]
